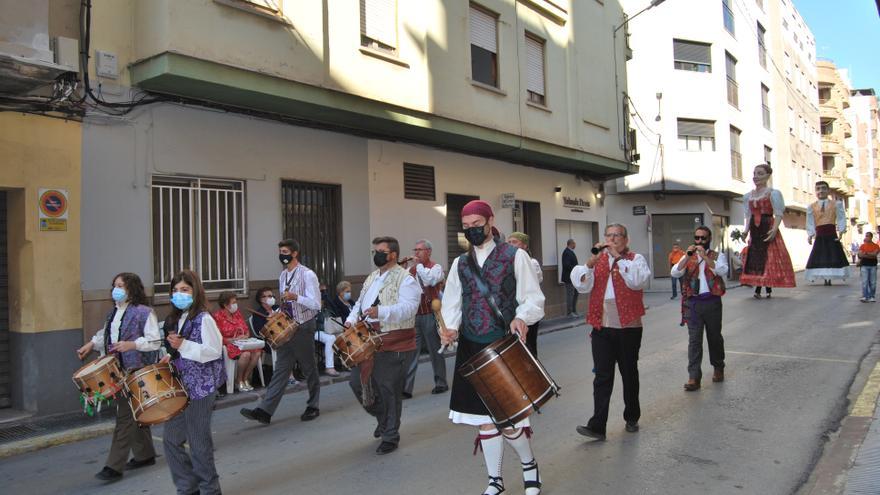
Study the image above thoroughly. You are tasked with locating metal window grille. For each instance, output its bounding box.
[151,175,247,293]
[281,181,343,288]
[403,163,436,201]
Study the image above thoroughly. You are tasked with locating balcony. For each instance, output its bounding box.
[819,102,839,121]
[822,134,842,154]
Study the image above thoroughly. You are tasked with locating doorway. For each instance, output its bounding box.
[446,193,479,268]
[651,213,704,277]
[555,220,597,283]
[513,200,542,263]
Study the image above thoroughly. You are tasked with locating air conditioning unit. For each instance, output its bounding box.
[0,0,77,94]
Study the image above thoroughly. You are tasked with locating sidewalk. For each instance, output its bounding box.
[0,310,603,459]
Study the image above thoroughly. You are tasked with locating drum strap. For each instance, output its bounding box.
[464,253,508,330]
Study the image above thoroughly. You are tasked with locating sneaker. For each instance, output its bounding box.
[861,297,868,302]
[870,298,877,303]
[288,377,299,386]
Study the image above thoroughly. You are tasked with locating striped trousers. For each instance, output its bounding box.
[163,393,221,495]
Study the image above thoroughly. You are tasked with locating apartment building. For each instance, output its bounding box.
[846,88,880,233]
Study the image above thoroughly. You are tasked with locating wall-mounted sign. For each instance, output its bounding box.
[632,205,647,216]
[501,193,515,208]
[562,196,590,209]
[39,188,69,231]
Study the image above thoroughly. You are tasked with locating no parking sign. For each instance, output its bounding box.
[38,188,69,231]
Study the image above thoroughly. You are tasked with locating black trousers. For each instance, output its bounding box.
[587,327,642,434]
[687,298,724,380]
[349,349,416,446]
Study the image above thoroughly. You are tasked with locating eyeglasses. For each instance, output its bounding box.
[412,248,428,252]
[605,232,626,238]
[694,236,708,240]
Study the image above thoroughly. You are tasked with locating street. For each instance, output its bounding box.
[3,275,878,495]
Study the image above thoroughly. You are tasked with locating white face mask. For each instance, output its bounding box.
[265,297,276,307]
[228,303,239,313]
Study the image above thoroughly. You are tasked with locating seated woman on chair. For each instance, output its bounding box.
[213,291,263,392]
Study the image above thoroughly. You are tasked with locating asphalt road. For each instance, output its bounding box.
[3,275,878,495]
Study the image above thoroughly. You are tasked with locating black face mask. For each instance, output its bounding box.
[464,225,488,246]
[373,251,389,267]
[279,254,293,265]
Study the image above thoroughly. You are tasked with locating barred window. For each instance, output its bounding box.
[151,175,247,293]
[281,181,344,288]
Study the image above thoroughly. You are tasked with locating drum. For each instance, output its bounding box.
[72,355,126,400]
[459,334,560,427]
[260,311,299,349]
[333,321,383,369]
[125,362,188,426]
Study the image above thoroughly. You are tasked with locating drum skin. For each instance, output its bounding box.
[125,363,188,426]
[333,321,382,369]
[459,334,559,426]
[72,355,126,398]
[260,312,299,349]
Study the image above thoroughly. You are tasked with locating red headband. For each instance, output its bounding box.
[461,200,494,220]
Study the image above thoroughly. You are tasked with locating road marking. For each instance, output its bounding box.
[726,351,857,364]
[852,361,880,418]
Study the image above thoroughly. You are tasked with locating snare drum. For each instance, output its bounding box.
[125,362,188,426]
[459,334,560,427]
[333,321,383,369]
[260,311,299,349]
[72,355,126,400]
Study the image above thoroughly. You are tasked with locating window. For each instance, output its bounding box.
[151,175,247,293]
[730,126,742,180]
[823,155,835,173]
[757,23,767,69]
[403,163,436,201]
[726,52,738,108]
[525,34,546,105]
[281,181,343,287]
[764,145,772,166]
[761,84,771,130]
[722,0,735,36]
[673,39,711,73]
[818,87,831,103]
[821,120,833,136]
[470,4,499,87]
[360,0,397,52]
[677,119,716,152]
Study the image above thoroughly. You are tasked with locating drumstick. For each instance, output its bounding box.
[246,308,270,319]
[431,299,457,354]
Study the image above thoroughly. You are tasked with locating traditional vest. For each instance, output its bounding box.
[171,312,225,400]
[362,265,417,333]
[281,265,319,323]
[681,250,726,299]
[587,251,646,329]
[410,261,441,315]
[811,200,838,233]
[458,242,518,344]
[103,304,155,371]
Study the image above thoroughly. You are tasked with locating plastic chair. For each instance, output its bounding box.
[248,314,278,368]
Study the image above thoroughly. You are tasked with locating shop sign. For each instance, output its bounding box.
[632,205,647,216]
[501,193,515,208]
[562,196,590,210]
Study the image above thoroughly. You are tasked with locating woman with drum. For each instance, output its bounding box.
[76,272,161,483]
[440,201,546,495]
[213,291,264,392]
[160,270,225,495]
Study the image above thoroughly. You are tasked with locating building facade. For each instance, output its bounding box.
[845,88,879,234]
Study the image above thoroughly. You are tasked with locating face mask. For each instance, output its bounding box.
[343,291,352,301]
[279,254,293,265]
[111,287,127,303]
[373,251,389,267]
[171,292,193,310]
[464,225,488,246]
[228,303,238,313]
[265,297,276,307]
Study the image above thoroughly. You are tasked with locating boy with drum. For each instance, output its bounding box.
[439,200,545,495]
[76,272,161,482]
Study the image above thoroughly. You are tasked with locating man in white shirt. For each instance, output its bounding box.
[671,226,729,392]
[346,236,421,455]
[241,238,321,425]
[403,239,448,398]
[570,224,651,440]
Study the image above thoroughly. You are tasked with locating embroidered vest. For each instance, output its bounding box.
[103,304,156,371]
[810,200,838,229]
[172,312,225,400]
[362,265,416,332]
[587,251,646,329]
[410,261,441,315]
[681,250,726,299]
[458,242,518,344]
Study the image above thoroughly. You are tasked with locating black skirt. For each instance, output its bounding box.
[449,337,493,416]
[806,235,850,269]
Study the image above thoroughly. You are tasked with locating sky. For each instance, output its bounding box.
[793,0,880,91]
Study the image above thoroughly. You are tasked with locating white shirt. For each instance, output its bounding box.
[346,268,422,331]
[670,252,729,295]
[441,240,545,331]
[91,301,162,353]
[570,253,652,298]
[278,264,322,320]
[414,263,444,287]
[530,258,543,283]
[175,311,223,363]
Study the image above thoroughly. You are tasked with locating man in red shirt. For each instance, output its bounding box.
[858,232,878,302]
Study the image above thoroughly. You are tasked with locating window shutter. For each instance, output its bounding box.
[677,119,715,138]
[361,0,396,48]
[673,40,710,65]
[470,6,497,53]
[525,35,545,96]
[725,53,736,79]
[403,163,436,201]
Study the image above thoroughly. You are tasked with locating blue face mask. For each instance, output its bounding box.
[343,291,352,301]
[171,292,194,310]
[111,287,127,303]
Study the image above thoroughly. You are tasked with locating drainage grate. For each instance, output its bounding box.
[0,409,115,445]
[0,424,43,442]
